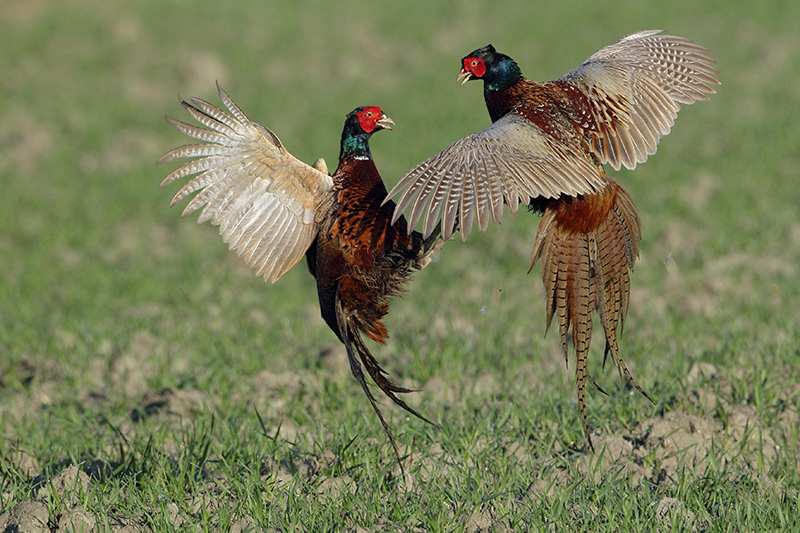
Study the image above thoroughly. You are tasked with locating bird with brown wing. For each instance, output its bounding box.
[387,30,720,447]
[159,84,441,466]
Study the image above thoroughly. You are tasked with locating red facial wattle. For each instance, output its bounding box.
[464,57,486,78]
[357,107,383,133]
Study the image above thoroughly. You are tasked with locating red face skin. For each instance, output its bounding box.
[462,56,486,79]
[356,107,384,133]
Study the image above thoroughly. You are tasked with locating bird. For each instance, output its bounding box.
[386,30,720,448]
[158,84,442,466]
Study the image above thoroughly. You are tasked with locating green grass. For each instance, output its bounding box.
[2,0,800,530]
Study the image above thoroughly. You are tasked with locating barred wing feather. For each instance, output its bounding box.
[387,113,605,241]
[557,30,720,171]
[159,85,335,283]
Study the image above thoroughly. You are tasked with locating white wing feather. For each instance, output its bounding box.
[387,31,719,241]
[558,30,720,170]
[387,113,605,241]
[159,84,336,283]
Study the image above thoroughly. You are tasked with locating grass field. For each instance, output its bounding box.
[2,0,799,530]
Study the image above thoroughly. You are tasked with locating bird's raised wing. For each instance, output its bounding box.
[556,30,720,171]
[159,84,336,283]
[387,112,605,241]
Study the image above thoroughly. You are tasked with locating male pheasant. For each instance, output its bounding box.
[387,30,719,447]
[159,85,441,464]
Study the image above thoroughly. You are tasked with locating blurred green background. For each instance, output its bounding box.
[2,0,795,384]
[3,0,794,343]
[2,0,798,529]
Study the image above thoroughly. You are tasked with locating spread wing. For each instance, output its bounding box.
[158,84,336,283]
[387,112,606,241]
[556,29,720,171]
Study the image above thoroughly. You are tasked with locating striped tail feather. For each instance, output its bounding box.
[530,179,651,448]
[335,294,438,474]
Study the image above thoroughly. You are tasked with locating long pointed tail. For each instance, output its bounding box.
[529,179,651,449]
[335,295,438,472]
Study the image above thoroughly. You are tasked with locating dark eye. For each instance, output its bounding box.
[365,111,373,117]
[471,60,478,67]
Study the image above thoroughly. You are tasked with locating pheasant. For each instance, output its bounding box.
[159,84,441,465]
[387,30,719,447]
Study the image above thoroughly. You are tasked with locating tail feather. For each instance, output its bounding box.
[530,179,649,448]
[595,188,652,404]
[335,295,438,473]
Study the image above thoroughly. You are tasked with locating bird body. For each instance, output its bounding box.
[312,151,439,353]
[387,30,719,446]
[160,86,440,464]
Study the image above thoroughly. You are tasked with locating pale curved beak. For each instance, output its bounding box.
[457,68,472,86]
[378,113,395,131]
